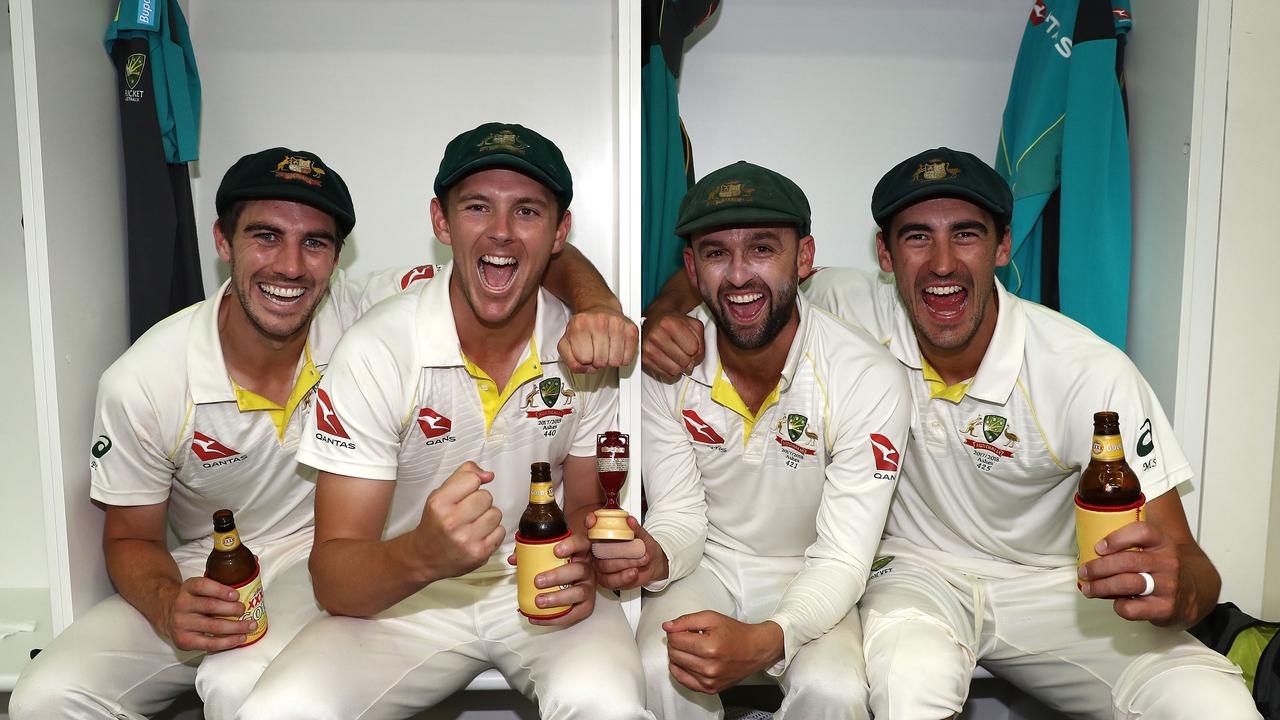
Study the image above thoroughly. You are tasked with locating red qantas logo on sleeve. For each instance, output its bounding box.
[314,388,350,438]
[870,434,899,472]
[682,410,725,445]
[417,407,452,439]
[399,265,436,289]
[191,431,240,461]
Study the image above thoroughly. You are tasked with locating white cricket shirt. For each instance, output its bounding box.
[297,263,616,578]
[642,295,912,671]
[803,269,1190,573]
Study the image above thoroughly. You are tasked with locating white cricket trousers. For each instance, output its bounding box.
[860,542,1261,720]
[639,562,870,720]
[9,529,320,720]
[236,574,653,720]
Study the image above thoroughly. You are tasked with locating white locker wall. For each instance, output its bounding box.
[676,0,1206,531]
[188,0,620,293]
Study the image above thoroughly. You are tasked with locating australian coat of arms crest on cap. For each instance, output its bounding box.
[911,159,960,183]
[705,180,755,207]
[479,130,530,155]
[274,155,327,186]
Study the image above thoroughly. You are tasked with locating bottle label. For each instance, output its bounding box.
[1090,434,1125,462]
[1074,494,1145,571]
[212,529,242,551]
[528,481,555,505]
[208,559,268,647]
[514,531,572,619]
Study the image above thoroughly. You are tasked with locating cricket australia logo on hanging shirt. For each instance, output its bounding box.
[773,413,818,469]
[961,413,1020,471]
[191,431,247,468]
[123,53,146,103]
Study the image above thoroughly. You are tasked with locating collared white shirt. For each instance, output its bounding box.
[88,270,393,546]
[642,295,912,671]
[804,269,1189,573]
[297,263,616,578]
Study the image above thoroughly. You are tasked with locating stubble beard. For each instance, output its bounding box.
[231,268,323,342]
[710,277,799,351]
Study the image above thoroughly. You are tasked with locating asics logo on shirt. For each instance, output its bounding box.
[417,407,453,439]
[314,389,350,439]
[1136,418,1155,458]
[191,431,242,462]
[870,433,900,472]
[682,410,725,445]
[399,264,436,290]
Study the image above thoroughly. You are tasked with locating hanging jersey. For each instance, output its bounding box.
[995,0,1133,349]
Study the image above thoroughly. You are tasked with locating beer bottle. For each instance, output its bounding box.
[515,462,572,619]
[206,509,268,646]
[1074,411,1145,573]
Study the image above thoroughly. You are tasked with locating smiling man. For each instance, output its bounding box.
[11,148,364,720]
[237,123,651,720]
[603,161,910,720]
[643,148,1259,720]
[11,144,639,720]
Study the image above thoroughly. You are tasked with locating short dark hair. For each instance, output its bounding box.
[441,181,568,224]
[879,206,1008,258]
[216,199,347,255]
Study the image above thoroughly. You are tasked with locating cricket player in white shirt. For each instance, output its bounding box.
[642,148,1260,720]
[600,161,911,719]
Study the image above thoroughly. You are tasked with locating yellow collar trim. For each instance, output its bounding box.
[710,363,781,446]
[462,337,542,433]
[231,344,322,441]
[921,356,971,403]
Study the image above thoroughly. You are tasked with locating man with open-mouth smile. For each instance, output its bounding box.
[642,148,1259,720]
[608,160,911,720]
[12,142,642,720]
[239,123,651,720]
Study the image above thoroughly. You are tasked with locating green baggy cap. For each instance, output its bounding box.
[674,161,811,238]
[871,147,1012,229]
[433,122,573,208]
[215,147,356,239]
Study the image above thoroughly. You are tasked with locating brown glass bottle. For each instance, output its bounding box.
[519,462,569,539]
[1078,411,1142,506]
[1074,411,1145,575]
[515,462,571,619]
[206,509,268,645]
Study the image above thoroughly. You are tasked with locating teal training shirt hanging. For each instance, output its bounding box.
[996,0,1132,350]
[104,0,205,340]
[642,0,719,310]
[105,0,201,164]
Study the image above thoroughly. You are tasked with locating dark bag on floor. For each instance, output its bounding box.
[1188,601,1280,718]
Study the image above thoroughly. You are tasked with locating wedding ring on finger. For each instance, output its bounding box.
[1136,571,1155,597]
